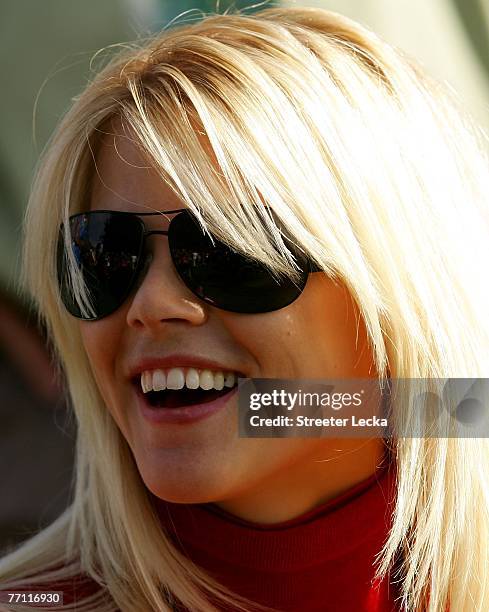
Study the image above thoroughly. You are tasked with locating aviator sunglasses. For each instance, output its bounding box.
[57,208,322,320]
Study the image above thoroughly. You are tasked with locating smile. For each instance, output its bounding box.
[133,366,243,423]
[141,366,238,394]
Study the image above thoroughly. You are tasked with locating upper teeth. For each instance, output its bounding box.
[140,367,238,394]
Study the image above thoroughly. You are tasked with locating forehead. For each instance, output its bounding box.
[89,116,218,216]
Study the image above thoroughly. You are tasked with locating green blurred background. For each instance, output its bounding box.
[0,0,487,552]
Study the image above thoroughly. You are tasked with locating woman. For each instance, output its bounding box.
[1,6,489,611]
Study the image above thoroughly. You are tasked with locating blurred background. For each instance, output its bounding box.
[1,0,488,553]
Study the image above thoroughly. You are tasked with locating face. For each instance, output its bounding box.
[78,122,385,522]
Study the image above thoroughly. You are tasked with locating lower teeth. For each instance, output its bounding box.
[146,387,233,409]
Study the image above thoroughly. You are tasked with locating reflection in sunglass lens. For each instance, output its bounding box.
[58,210,312,320]
[57,212,144,319]
[169,211,308,313]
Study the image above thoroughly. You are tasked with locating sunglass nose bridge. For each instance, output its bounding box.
[143,229,170,238]
[137,208,189,239]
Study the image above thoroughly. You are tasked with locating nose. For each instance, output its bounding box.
[125,236,208,329]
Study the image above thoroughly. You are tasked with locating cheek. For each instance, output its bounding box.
[220,275,375,378]
[218,303,322,377]
[79,321,108,369]
[78,320,121,406]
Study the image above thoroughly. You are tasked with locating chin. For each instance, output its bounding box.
[136,458,231,505]
[144,480,225,505]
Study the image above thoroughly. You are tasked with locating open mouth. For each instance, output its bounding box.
[132,372,244,411]
[144,387,236,409]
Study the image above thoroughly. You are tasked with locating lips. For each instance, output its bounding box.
[133,378,239,425]
[126,353,247,382]
[127,352,246,424]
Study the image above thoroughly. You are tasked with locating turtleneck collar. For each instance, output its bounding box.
[151,459,400,611]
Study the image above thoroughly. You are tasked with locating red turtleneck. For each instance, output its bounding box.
[152,461,400,611]
[24,462,401,611]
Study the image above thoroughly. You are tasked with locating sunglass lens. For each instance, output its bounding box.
[169,212,308,313]
[57,212,144,320]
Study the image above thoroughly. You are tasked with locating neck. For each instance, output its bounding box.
[211,437,387,524]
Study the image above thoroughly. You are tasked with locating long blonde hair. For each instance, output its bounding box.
[1,6,489,611]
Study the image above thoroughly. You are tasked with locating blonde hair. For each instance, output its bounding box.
[1,5,489,611]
